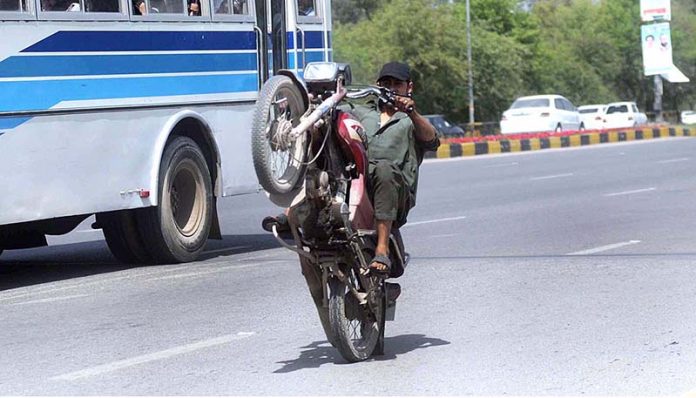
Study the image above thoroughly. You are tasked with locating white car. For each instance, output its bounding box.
[500,94,582,135]
[681,111,696,124]
[603,102,648,129]
[578,104,606,131]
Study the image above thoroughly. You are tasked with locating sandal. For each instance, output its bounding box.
[369,254,392,277]
[261,214,292,239]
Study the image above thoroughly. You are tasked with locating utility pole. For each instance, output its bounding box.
[653,74,664,122]
[466,0,474,133]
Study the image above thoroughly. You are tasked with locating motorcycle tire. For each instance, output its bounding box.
[251,75,308,195]
[328,273,385,362]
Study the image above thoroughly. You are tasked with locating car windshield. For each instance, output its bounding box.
[606,105,628,114]
[579,108,598,114]
[511,98,550,109]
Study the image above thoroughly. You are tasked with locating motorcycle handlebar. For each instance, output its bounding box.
[346,86,414,114]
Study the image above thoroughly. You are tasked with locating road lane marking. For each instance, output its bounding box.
[11,294,88,306]
[0,265,191,302]
[402,216,467,227]
[142,263,261,282]
[603,187,656,197]
[202,246,250,255]
[567,240,641,255]
[429,233,460,239]
[530,173,574,181]
[656,157,690,164]
[483,162,518,168]
[51,332,255,381]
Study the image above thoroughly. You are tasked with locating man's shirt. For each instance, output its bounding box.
[342,101,440,205]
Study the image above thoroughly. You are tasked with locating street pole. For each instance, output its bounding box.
[653,74,664,123]
[466,0,474,134]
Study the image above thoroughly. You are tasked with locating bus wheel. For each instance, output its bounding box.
[97,210,152,264]
[139,136,213,264]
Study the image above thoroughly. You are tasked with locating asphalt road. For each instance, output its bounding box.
[2,137,696,395]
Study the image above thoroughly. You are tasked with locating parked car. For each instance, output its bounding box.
[578,104,606,131]
[681,110,696,125]
[500,94,582,135]
[603,101,648,129]
[424,114,465,138]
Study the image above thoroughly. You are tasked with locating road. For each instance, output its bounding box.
[2,137,696,395]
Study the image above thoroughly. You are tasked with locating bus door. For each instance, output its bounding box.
[293,0,330,76]
[254,0,290,84]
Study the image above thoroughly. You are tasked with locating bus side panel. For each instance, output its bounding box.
[202,103,260,197]
[0,111,159,226]
[0,21,261,226]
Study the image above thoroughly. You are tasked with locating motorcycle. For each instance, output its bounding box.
[250,62,408,362]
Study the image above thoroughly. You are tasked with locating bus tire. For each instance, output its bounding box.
[98,210,152,264]
[138,136,213,264]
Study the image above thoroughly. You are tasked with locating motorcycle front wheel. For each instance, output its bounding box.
[328,268,385,362]
[251,75,308,195]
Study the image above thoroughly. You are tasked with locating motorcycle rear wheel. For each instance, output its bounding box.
[328,269,384,362]
[251,75,308,195]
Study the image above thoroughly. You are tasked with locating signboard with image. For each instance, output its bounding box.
[641,22,672,76]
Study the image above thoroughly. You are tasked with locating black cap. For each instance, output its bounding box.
[377,61,411,82]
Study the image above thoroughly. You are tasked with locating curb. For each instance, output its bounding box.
[425,126,694,159]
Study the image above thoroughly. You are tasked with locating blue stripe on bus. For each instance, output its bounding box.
[0,53,257,78]
[0,73,257,112]
[287,50,327,69]
[0,117,29,130]
[21,31,257,52]
[288,31,325,50]
[21,30,329,53]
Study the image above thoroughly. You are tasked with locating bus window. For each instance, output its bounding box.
[148,0,183,13]
[0,0,25,11]
[297,0,314,16]
[214,0,247,15]
[41,0,72,11]
[85,0,120,12]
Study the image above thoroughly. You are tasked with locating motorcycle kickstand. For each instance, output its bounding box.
[373,289,387,356]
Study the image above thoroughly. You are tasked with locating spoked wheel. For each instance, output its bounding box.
[328,267,385,362]
[251,75,308,195]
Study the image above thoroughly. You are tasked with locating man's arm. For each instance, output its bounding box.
[409,110,438,143]
[393,95,438,144]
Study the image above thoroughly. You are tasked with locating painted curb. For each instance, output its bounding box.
[425,126,694,159]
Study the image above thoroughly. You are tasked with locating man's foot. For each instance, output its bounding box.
[261,214,292,239]
[369,253,391,276]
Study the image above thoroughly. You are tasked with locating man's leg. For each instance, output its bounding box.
[373,219,392,272]
[369,160,407,272]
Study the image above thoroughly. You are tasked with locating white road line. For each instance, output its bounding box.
[530,173,574,181]
[603,187,656,197]
[567,240,641,256]
[141,263,259,282]
[11,294,88,306]
[76,229,102,233]
[429,233,460,239]
[0,266,190,302]
[51,332,255,381]
[656,157,690,164]
[402,215,467,227]
[483,162,519,168]
[202,245,250,255]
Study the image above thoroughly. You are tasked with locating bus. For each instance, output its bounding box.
[0,0,332,263]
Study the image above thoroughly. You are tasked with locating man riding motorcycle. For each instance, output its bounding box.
[263,61,439,278]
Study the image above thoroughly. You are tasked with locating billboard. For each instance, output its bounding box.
[641,0,671,22]
[642,23,672,76]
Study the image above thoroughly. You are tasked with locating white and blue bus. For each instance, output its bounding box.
[0,0,332,262]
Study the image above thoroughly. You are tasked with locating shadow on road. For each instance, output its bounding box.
[274,334,451,373]
[0,234,281,292]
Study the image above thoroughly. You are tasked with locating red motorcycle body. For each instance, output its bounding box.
[335,110,374,230]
